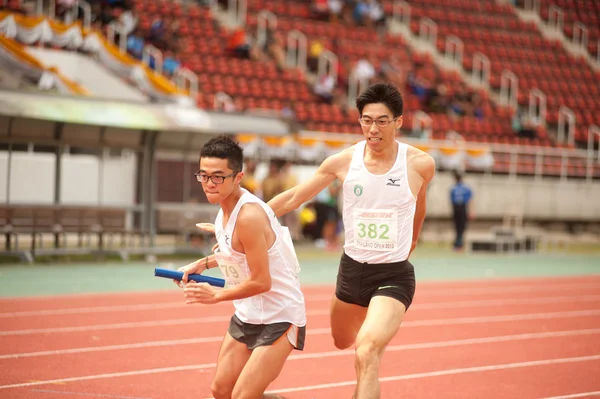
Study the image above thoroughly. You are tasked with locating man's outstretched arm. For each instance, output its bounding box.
[267,152,344,217]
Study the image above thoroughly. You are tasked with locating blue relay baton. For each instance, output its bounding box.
[154,267,226,288]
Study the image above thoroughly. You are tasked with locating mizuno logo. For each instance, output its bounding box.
[386,178,402,187]
[378,285,399,290]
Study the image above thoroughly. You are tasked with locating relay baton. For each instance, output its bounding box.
[154,267,225,288]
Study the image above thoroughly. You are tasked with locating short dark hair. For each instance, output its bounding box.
[200,135,243,173]
[355,82,404,118]
[454,171,463,183]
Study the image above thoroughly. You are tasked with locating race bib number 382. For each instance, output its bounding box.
[353,208,398,252]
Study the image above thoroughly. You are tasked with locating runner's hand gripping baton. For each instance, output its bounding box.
[154,267,226,288]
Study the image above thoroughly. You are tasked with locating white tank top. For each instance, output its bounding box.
[213,189,306,326]
[342,140,416,263]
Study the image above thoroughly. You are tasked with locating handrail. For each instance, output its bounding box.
[286,30,307,71]
[256,9,277,49]
[572,21,588,52]
[587,125,600,182]
[175,68,199,100]
[347,70,369,108]
[214,91,233,111]
[471,52,490,88]
[107,21,127,53]
[557,105,575,145]
[548,5,564,35]
[419,17,437,49]
[413,110,433,137]
[228,0,247,27]
[528,88,547,128]
[142,44,163,75]
[63,0,92,30]
[392,1,411,28]
[500,69,518,109]
[317,50,338,84]
[445,35,463,69]
[523,0,540,14]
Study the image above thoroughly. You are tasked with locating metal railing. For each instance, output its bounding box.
[557,106,575,145]
[214,91,233,111]
[63,0,92,30]
[572,22,588,52]
[392,1,411,29]
[419,17,437,50]
[445,35,463,70]
[142,45,163,75]
[587,125,600,182]
[347,70,369,108]
[528,88,547,128]
[548,5,564,35]
[228,0,247,26]
[294,130,598,181]
[256,9,277,50]
[286,30,307,71]
[523,0,540,14]
[175,68,199,100]
[500,69,518,109]
[107,21,127,53]
[317,50,338,84]
[471,52,490,88]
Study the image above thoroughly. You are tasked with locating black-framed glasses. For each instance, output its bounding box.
[194,171,237,184]
[358,117,398,128]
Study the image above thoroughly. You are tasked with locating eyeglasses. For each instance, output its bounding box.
[358,117,397,128]
[194,171,237,184]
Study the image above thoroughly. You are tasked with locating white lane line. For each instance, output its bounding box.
[2,309,600,336]
[2,329,600,389]
[539,391,600,399]
[266,355,600,395]
[3,293,600,318]
[3,326,600,360]
[3,281,599,317]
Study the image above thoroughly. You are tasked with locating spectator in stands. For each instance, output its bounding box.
[365,0,386,30]
[126,28,145,59]
[311,0,330,20]
[260,159,284,203]
[162,50,181,77]
[313,182,341,251]
[379,53,407,90]
[313,73,336,104]
[280,161,301,241]
[327,0,344,22]
[471,93,484,120]
[449,83,473,119]
[512,108,537,139]
[307,39,324,73]
[352,56,377,83]
[431,82,448,113]
[241,159,258,195]
[226,27,262,61]
[352,1,369,25]
[450,171,473,251]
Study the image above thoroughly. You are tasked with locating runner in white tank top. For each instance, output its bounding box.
[213,189,306,327]
[175,136,307,399]
[343,139,416,263]
[267,83,436,398]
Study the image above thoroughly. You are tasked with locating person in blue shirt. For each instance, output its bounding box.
[450,171,473,250]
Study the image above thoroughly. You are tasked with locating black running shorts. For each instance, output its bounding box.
[228,314,306,351]
[335,252,416,310]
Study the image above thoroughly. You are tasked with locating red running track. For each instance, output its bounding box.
[0,275,599,399]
